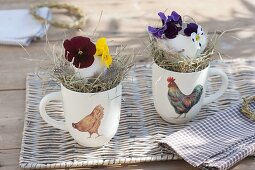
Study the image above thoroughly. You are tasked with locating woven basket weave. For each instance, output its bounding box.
[20,59,255,169]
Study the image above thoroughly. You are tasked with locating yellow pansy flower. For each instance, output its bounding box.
[96,37,112,68]
[102,52,112,68]
[96,37,108,56]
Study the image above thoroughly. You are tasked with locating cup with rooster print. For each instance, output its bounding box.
[152,63,228,124]
[39,36,126,147]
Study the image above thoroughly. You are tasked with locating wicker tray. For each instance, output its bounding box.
[20,59,255,169]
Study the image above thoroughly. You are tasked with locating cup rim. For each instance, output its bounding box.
[61,83,122,95]
[153,61,210,74]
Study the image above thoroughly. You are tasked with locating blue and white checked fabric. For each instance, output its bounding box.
[159,102,255,170]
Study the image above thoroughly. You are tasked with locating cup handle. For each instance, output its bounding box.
[39,92,68,131]
[202,68,228,105]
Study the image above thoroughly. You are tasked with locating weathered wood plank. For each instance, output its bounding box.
[0,43,54,90]
[0,149,21,170]
[0,90,25,119]
[0,90,25,150]
[0,118,24,150]
[232,157,255,170]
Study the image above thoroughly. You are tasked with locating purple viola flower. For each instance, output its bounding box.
[184,23,198,36]
[164,11,182,39]
[164,22,182,39]
[168,11,182,26]
[148,11,182,39]
[148,12,168,38]
[147,26,165,38]
[158,12,167,25]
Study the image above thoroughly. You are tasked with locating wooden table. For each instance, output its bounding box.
[0,0,254,169]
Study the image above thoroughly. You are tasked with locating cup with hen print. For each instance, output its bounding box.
[152,63,228,124]
[39,84,122,147]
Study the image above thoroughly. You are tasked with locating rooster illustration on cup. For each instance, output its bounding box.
[167,77,203,118]
[72,105,104,137]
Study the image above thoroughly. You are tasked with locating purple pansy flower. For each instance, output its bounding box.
[158,12,167,25]
[164,22,182,39]
[164,11,182,39]
[148,11,182,39]
[184,23,198,36]
[148,12,168,38]
[168,11,182,26]
[63,36,96,68]
[184,23,206,49]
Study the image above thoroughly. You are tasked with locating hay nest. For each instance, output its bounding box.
[150,31,226,73]
[49,45,134,93]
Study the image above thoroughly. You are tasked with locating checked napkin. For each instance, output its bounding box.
[159,102,255,170]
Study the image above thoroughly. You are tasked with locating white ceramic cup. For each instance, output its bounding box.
[152,63,228,124]
[39,84,122,147]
